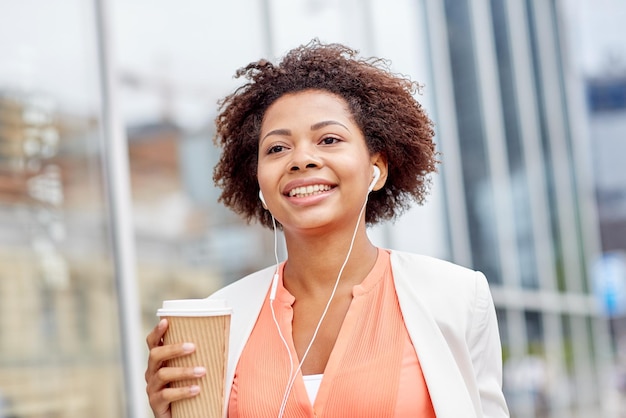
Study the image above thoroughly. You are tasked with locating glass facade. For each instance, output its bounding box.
[432,0,615,416]
[0,1,126,416]
[490,0,539,290]
[443,0,503,286]
[0,1,618,417]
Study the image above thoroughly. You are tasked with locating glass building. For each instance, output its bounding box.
[587,73,626,401]
[424,1,614,416]
[0,1,618,417]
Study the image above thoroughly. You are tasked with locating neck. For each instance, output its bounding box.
[282,223,378,297]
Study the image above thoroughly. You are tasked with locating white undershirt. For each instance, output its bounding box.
[302,374,324,404]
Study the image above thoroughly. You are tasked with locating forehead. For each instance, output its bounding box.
[262,90,355,126]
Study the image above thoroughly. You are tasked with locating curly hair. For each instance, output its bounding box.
[213,40,438,229]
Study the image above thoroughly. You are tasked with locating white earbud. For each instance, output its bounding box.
[368,166,381,192]
[259,190,267,208]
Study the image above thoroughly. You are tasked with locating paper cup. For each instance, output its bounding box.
[157,299,231,418]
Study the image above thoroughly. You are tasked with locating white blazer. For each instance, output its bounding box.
[208,250,510,417]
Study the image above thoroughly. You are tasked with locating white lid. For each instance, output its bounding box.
[156,298,231,317]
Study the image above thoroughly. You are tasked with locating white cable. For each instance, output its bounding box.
[268,214,295,414]
[269,214,280,301]
[277,193,370,417]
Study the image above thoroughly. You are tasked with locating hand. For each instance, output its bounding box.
[145,319,207,418]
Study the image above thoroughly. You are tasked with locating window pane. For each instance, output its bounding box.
[0,2,125,416]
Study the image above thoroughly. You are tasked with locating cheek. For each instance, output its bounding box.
[256,168,266,190]
[256,162,274,191]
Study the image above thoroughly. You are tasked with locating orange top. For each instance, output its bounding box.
[228,249,436,417]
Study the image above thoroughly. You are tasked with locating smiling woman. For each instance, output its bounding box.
[145,40,510,418]
[214,41,438,229]
[256,90,383,233]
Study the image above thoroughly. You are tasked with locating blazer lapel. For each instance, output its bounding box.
[391,251,478,418]
[208,265,275,418]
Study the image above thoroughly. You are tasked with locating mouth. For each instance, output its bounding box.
[287,184,333,198]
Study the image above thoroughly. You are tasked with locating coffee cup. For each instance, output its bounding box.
[157,299,231,418]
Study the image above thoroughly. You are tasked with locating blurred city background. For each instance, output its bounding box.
[1,0,625,417]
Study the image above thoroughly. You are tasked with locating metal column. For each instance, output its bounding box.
[94,0,146,416]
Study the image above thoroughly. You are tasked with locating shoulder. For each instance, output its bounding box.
[390,250,482,288]
[205,265,275,345]
[389,250,492,323]
[207,265,275,305]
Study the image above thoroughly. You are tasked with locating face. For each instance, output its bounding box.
[257,90,385,234]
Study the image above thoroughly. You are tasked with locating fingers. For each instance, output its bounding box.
[149,383,201,417]
[146,319,190,381]
[146,342,196,381]
[149,365,206,399]
[145,319,207,418]
[157,366,207,385]
[147,365,206,403]
[146,318,168,349]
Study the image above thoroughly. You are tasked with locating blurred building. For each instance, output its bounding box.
[0,90,125,417]
[421,1,614,416]
[587,74,626,397]
[587,75,626,253]
[0,91,262,417]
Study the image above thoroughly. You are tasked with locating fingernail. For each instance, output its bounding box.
[182,343,195,353]
[193,367,206,376]
[158,319,167,329]
[189,385,200,395]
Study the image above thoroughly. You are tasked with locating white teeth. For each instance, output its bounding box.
[288,184,331,197]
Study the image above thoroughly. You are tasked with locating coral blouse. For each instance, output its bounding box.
[228,249,436,417]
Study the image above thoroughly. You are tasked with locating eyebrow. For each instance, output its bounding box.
[310,120,350,132]
[261,120,350,142]
[261,128,291,142]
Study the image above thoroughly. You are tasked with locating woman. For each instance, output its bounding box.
[146,40,509,417]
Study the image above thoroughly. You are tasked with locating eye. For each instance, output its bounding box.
[319,136,341,145]
[267,144,286,154]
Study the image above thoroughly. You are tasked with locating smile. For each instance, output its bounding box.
[287,184,332,198]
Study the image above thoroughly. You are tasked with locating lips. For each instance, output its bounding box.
[287,184,332,198]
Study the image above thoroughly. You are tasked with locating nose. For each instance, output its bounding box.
[289,144,321,172]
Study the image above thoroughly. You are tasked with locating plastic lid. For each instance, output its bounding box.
[156,298,231,317]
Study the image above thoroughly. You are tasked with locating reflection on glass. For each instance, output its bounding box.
[443,0,502,284]
[489,0,540,290]
[108,0,276,338]
[0,3,125,417]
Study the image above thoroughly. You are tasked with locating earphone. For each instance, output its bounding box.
[368,165,381,192]
[259,190,267,208]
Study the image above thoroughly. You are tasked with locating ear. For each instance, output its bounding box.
[369,153,388,192]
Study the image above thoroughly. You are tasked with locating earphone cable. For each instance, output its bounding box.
[277,194,369,417]
[268,215,295,415]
